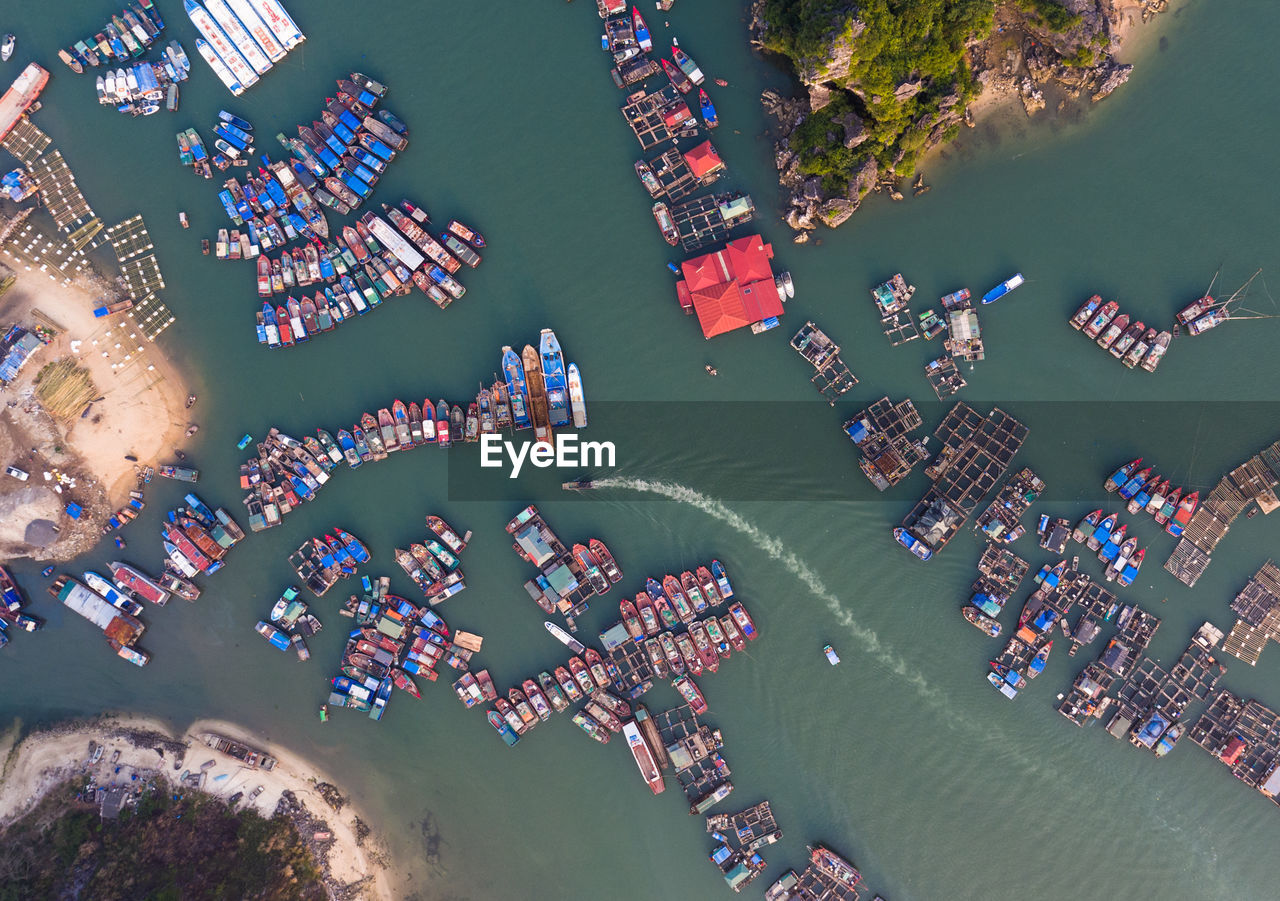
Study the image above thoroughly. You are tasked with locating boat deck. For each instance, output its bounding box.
[669,191,754,252]
[1058,661,1117,727]
[843,396,929,491]
[923,355,966,400]
[789,321,857,405]
[0,117,51,164]
[973,466,1043,543]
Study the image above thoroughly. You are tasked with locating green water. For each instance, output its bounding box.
[5,0,1280,898]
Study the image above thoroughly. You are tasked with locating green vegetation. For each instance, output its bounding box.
[763,1,994,186]
[0,780,324,900]
[1013,0,1083,32]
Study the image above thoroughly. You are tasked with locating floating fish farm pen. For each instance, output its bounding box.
[670,192,754,252]
[1222,560,1280,665]
[621,85,698,151]
[843,396,928,491]
[789,321,857,405]
[647,146,701,200]
[880,310,919,346]
[0,117,52,164]
[924,355,966,400]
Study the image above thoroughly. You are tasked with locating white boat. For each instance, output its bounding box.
[104,72,116,101]
[224,0,288,62]
[95,76,106,103]
[544,621,586,655]
[1,34,14,62]
[246,0,305,50]
[195,38,243,94]
[567,363,587,428]
[782,271,795,299]
[185,0,259,92]
[205,0,274,75]
[83,571,143,617]
[824,644,840,665]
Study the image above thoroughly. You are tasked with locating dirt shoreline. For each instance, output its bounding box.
[0,713,393,901]
[0,252,194,560]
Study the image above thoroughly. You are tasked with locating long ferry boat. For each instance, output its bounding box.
[539,328,570,428]
[184,1,258,91]
[0,64,51,144]
[246,0,305,49]
[545,620,586,654]
[224,0,287,61]
[204,0,273,75]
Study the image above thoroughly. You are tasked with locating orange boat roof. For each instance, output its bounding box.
[0,64,50,143]
[675,235,781,338]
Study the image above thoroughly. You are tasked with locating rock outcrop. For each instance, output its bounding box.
[755,0,1161,235]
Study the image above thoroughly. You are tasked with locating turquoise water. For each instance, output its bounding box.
[5,0,1280,898]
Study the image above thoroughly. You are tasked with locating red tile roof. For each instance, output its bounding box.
[1221,736,1246,765]
[676,235,781,339]
[683,140,724,179]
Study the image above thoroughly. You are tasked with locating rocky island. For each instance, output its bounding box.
[751,0,1170,236]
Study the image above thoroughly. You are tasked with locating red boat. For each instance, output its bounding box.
[588,538,623,582]
[474,668,498,701]
[661,57,693,93]
[719,615,746,652]
[555,665,583,702]
[1167,490,1200,536]
[1082,300,1119,339]
[729,602,758,640]
[1154,486,1182,526]
[644,638,669,678]
[696,566,721,606]
[673,675,708,715]
[620,598,645,641]
[521,679,552,720]
[508,687,538,727]
[635,593,660,636]
[1096,312,1130,350]
[652,592,678,629]
[494,697,526,733]
[689,621,720,673]
[584,648,611,690]
[662,574,695,623]
[393,670,421,698]
[568,656,596,695]
[1069,294,1102,330]
[584,699,624,733]
[660,632,685,675]
[591,689,632,719]
[674,632,703,675]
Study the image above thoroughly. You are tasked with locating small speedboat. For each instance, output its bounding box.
[823,644,840,665]
[1,35,15,62]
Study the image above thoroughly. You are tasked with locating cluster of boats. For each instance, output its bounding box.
[1074,510,1145,587]
[394,515,470,605]
[184,0,304,96]
[327,578,471,720]
[0,565,41,650]
[93,42,188,116]
[158,492,246,598]
[287,528,369,597]
[57,2,167,74]
[254,584,323,661]
[251,207,484,346]
[1102,457,1200,538]
[1071,295,1171,372]
[238,336,585,531]
[616,573,758,682]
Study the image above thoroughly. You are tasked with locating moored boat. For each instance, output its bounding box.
[1069,294,1102,329]
[962,605,1001,637]
[1082,300,1119,339]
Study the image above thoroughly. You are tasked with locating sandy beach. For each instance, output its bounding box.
[0,250,195,558]
[0,713,393,901]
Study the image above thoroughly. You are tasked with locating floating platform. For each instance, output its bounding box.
[973,467,1044,544]
[621,86,697,151]
[106,214,157,263]
[1222,560,1280,665]
[789,321,857,405]
[1189,690,1280,800]
[656,704,731,808]
[0,117,51,165]
[647,146,701,201]
[707,800,782,854]
[870,273,914,317]
[881,310,919,346]
[29,150,100,241]
[669,191,754,252]
[842,396,928,491]
[924,355,966,400]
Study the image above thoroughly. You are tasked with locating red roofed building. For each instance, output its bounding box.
[1220,736,1246,766]
[683,140,724,181]
[662,100,692,128]
[676,234,782,339]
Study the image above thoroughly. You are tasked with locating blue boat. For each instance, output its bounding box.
[337,429,361,468]
[317,248,335,280]
[893,527,932,561]
[345,160,379,186]
[351,148,387,173]
[218,190,243,224]
[261,176,287,209]
[359,135,395,162]
[256,620,291,651]
[218,110,252,131]
[502,346,532,429]
[1086,513,1117,551]
[489,710,520,747]
[237,433,253,449]
[336,528,371,564]
[539,328,570,428]
[981,273,1025,304]
[970,591,1002,618]
[1098,526,1127,563]
[329,119,357,145]
[710,559,734,599]
[323,134,348,158]
[184,493,216,523]
[213,124,249,151]
[1118,467,1152,501]
[338,168,372,198]
[698,89,718,128]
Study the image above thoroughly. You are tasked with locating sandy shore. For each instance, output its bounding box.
[0,260,194,505]
[0,713,393,901]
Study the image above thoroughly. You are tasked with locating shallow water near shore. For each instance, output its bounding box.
[5,1,1280,899]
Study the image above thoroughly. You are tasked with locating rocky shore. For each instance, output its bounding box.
[752,0,1172,238]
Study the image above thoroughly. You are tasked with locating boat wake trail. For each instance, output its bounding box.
[591,477,950,713]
